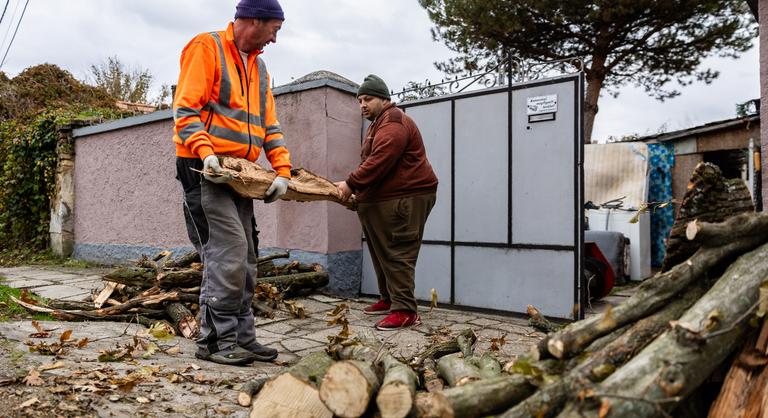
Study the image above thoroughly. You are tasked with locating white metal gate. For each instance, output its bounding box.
[361,73,585,319]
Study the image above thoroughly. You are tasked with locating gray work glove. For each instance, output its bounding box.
[202,155,232,184]
[264,176,290,203]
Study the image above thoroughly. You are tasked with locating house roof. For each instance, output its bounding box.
[635,114,759,144]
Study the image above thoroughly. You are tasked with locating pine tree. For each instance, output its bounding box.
[419,0,756,142]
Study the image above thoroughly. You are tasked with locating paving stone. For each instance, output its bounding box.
[20,271,82,282]
[302,327,341,344]
[33,285,92,300]
[256,320,296,335]
[308,294,343,303]
[1,278,53,288]
[280,338,325,353]
[294,298,336,315]
[468,317,502,327]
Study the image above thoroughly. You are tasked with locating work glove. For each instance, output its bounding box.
[202,155,232,184]
[264,176,290,203]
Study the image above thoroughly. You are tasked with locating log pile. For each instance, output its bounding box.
[14,250,329,339]
[241,163,768,417]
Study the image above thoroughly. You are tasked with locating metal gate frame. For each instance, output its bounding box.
[360,72,585,320]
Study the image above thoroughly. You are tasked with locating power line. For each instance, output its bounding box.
[0,0,29,70]
[0,0,21,68]
[0,1,10,27]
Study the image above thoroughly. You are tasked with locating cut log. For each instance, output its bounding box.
[256,251,290,264]
[162,251,200,268]
[503,281,708,418]
[437,353,481,387]
[155,269,203,289]
[320,359,381,417]
[410,329,477,366]
[546,228,768,359]
[422,357,445,393]
[415,375,536,418]
[376,351,419,418]
[686,212,768,246]
[103,268,157,287]
[557,241,768,418]
[662,162,754,271]
[238,377,269,407]
[164,302,199,339]
[257,271,329,294]
[220,157,356,209]
[528,305,559,333]
[470,352,502,379]
[250,351,334,418]
[252,299,275,318]
[46,299,97,311]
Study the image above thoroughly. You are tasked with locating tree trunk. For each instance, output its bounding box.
[503,281,708,418]
[320,360,381,417]
[376,352,419,418]
[546,231,768,359]
[155,269,203,288]
[410,329,477,366]
[686,212,768,246]
[528,305,559,333]
[164,302,199,339]
[256,251,290,264]
[583,70,604,143]
[415,375,535,418]
[557,241,768,418]
[250,351,335,418]
[256,271,329,294]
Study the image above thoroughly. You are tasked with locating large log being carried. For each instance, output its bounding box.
[220,157,355,209]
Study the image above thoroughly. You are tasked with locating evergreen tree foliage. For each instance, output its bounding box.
[419,0,757,141]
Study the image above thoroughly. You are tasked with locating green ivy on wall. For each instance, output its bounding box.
[0,108,126,255]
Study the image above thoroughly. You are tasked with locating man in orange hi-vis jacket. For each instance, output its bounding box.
[173,0,290,366]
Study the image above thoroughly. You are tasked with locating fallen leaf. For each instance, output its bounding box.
[77,338,89,348]
[165,346,181,355]
[214,406,233,414]
[59,329,73,343]
[430,288,438,312]
[39,361,65,371]
[23,369,44,386]
[136,396,151,404]
[148,322,175,341]
[15,397,39,409]
[598,399,611,418]
[168,374,182,384]
[189,363,201,371]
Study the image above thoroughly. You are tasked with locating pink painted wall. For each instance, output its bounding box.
[761,0,768,210]
[75,84,362,254]
[74,119,189,247]
[254,86,363,253]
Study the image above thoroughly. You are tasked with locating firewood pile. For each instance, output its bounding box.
[13,250,329,339]
[240,163,768,418]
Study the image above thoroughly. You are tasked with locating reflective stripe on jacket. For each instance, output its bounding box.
[172,22,291,178]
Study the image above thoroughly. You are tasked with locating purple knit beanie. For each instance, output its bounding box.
[235,0,284,21]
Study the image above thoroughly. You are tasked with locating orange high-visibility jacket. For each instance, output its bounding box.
[172,22,291,178]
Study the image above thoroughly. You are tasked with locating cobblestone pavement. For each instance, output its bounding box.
[0,265,554,417]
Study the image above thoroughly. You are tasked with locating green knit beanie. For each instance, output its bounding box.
[357,74,391,100]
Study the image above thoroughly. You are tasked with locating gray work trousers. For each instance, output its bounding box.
[357,192,436,312]
[176,157,259,354]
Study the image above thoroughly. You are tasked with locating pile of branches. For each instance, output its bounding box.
[240,163,768,417]
[14,250,328,339]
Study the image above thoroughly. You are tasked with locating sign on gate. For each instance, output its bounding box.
[361,74,585,320]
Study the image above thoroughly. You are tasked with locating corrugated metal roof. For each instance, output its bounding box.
[635,114,759,144]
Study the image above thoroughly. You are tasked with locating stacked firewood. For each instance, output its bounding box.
[14,250,329,339]
[240,163,768,418]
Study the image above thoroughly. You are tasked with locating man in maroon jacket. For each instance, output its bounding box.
[335,74,438,330]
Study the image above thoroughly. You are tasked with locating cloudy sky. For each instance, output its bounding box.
[0,0,759,141]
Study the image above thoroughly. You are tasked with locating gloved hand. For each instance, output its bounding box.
[202,155,232,184]
[264,176,290,203]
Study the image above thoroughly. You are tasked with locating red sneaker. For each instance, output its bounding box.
[375,310,421,331]
[363,300,391,315]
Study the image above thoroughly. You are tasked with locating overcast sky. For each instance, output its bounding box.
[0,0,759,141]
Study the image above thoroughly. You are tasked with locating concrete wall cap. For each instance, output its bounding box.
[274,70,359,96]
[73,109,172,138]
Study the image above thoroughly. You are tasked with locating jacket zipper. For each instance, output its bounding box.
[235,53,253,160]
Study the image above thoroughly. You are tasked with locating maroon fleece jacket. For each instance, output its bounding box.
[346,103,438,203]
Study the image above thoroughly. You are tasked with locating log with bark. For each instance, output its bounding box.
[220,157,355,209]
[707,329,768,418]
[410,328,477,366]
[321,336,384,417]
[164,302,199,339]
[545,232,767,359]
[377,351,419,418]
[162,250,200,268]
[250,351,335,418]
[556,241,768,418]
[415,375,536,418]
[502,281,709,418]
